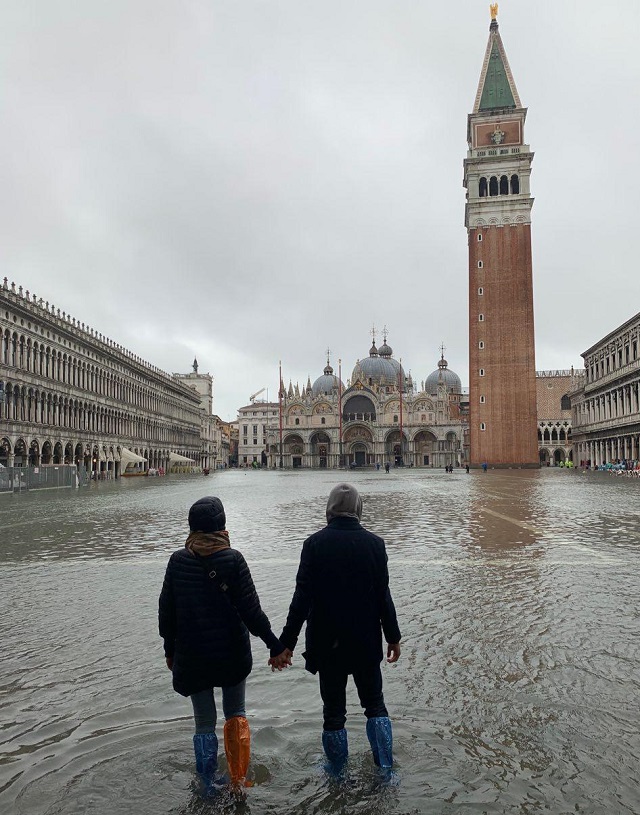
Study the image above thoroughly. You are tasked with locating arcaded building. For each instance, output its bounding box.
[248,334,468,469]
[569,313,640,466]
[0,279,202,476]
[463,8,538,467]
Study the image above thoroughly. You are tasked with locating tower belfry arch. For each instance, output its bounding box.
[463,7,539,467]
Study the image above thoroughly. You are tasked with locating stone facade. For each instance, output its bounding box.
[237,402,280,466]
[536,370,584,466]
[464,14,538,467]
[0,279,203,476]
[174,366,230,469]
[569,313,640,466]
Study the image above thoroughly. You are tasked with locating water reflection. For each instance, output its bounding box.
[0,469,639,814]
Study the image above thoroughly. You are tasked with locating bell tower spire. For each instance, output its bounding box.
[463,8,538,468]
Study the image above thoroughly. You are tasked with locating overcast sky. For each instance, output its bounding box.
[3,1,639,420]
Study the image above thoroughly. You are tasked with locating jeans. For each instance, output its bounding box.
[190,680,246,734]
[319,663,387,731]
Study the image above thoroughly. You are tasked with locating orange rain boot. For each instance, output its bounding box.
[223,716,251,788]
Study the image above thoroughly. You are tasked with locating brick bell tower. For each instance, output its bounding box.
[464,5,539,468]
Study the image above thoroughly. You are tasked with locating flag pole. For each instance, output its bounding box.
[399,357,404,466]
[278,361,283,469]
[338,358,343,469]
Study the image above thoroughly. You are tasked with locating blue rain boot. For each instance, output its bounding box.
[321,728,348,776]
[366,716,393,770]
[193,732,219,796]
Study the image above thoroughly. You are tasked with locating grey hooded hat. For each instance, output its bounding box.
[326,482,363,523]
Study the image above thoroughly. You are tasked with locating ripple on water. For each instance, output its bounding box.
[1,469,640,814]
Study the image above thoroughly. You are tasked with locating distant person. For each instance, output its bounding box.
[159,496,287,796]
[482,462,488,472]
[385,462,390,474]
[465,464,470,474]
[271,483,401,776]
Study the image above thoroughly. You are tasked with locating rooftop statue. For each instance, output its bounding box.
[490,3,498,20]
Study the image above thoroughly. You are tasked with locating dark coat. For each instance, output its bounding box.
[279,517,401,674]
[158,547,282,696]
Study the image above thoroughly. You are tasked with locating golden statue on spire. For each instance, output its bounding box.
[490,3,498,20]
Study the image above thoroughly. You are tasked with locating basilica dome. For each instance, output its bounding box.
[312,360,344,396]
[351,340,404,388]
[425,355,462,394]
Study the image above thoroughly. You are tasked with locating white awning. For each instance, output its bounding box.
[169,452,195,464]
[120,447,147,466]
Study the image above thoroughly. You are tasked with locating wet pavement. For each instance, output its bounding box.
[1,467,639,814]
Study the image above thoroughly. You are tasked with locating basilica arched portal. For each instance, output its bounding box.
[310,431,331,468]
[413,430,437,466]
[283,434,305,468]
[344,425,373,467]
[385,429,408,466]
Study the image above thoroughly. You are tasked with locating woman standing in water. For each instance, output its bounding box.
[159,496,286,796]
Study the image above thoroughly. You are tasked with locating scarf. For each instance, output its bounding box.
[185,530,231,556]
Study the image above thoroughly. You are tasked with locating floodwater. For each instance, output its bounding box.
[1,468,639,815]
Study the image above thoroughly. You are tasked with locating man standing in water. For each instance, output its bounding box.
[271,483,401,774]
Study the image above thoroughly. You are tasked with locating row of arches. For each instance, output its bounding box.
[538,427,571,443]
[1,327,193,420]
[271,428,460,468]
[0,380,200,449]
[576,383,640,425]
[479,174,520,197]
[539,447,574,466]
[0,436,196,473]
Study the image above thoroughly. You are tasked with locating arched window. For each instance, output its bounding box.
[500,175,509,195]
[560,395,571,410]
[489,176,498,196]
[510,174,519,194]
[479,177,488,197]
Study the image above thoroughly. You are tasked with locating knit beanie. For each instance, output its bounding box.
[326,483,363,523]
[188,496,226,533]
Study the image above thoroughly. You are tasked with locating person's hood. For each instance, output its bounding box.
[326,483,362,523]
[188,496,226,533]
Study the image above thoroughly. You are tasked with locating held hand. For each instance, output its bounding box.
[166,656,174,671]
[386,642,401,663]
[268,648,293,672]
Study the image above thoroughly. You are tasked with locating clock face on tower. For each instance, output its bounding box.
[491,126,505,145]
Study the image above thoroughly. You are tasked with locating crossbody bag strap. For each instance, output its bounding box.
[196,555,235,607]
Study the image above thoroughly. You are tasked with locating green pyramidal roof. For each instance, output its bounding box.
[479,41,516,110]
[474,21,521,113]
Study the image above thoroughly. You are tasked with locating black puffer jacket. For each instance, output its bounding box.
[159,547,282,696]
[279,516,401,674]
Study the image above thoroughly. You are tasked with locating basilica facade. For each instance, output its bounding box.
[254,334,468,469]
